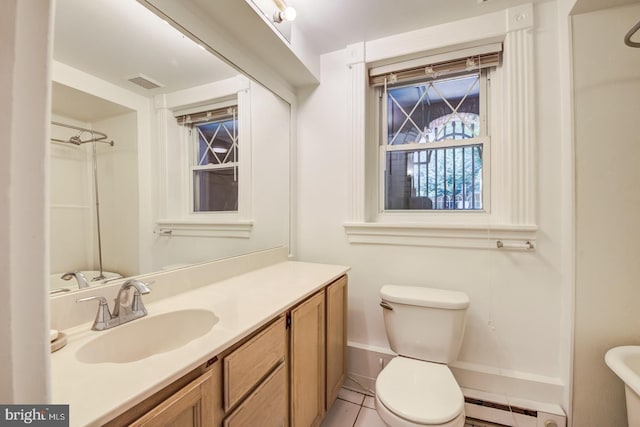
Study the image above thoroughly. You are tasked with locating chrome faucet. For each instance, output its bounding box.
[113,279,152,318]
[61,271,90,289]
[77,279,152,331]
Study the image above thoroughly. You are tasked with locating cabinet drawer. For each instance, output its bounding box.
[223,362,286,427]
[224,316,285,411]
[130,369,213,427]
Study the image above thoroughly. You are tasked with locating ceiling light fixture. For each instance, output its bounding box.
[272,0,296,23]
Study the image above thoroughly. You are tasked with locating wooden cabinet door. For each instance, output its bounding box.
[130,370,214,427]
[290,291,326,427]
[325,275,347,409]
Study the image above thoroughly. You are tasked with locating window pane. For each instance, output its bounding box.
[193,168,238,212]
[387,73,480,145]
[195,118,237,166]
[385,145,483,211]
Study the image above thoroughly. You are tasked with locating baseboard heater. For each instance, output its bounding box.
[465,417,511,427]
[464,396,565,427]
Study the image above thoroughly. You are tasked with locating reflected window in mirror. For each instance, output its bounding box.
[193,111,238,212]
[177,104,239,212]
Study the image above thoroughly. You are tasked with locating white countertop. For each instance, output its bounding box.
[50,260,349,426]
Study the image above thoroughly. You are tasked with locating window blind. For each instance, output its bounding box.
[369,43,502,87]
[175,106,237,126]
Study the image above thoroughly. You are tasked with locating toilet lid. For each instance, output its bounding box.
[376,357,464,425]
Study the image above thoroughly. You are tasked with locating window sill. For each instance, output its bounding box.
[155,219,253,238]
[343,222,537,250]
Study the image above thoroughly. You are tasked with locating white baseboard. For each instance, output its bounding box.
[344,341,395,395]
[346,342,566,427]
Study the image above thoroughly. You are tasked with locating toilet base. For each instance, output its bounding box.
[375,393,465,427]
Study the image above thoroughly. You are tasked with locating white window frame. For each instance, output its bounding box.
[377,70,491,215]
[154,76,253,238]
[343,4,538,249]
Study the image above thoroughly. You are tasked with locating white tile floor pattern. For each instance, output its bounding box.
[322,388,496,427]
[322,388,385,427]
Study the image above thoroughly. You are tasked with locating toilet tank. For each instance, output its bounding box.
[380,285,469,364]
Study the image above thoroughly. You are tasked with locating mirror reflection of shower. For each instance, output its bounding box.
[50,121,122,292]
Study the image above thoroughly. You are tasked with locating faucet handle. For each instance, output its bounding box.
[77,296,113,331]
[131,293,147,316]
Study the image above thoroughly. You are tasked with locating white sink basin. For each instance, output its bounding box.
[76,309,218,364]
[605,346,640,425]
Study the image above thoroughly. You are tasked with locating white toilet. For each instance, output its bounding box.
[375,285,470,427]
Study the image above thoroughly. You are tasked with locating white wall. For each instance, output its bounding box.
[0,0,51,403]
[296,1,571,409]
[94,112,139,277]
[572,4,640,426]
[556,0,577,420]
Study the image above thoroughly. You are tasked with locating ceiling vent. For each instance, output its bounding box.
[126,73,164,90]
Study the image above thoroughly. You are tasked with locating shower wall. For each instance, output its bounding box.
[49,115,94,275]
[49,112,138,278]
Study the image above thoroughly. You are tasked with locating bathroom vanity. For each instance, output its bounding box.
[50,249,348,427]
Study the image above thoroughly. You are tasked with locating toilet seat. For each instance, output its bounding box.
[376,357,464,426]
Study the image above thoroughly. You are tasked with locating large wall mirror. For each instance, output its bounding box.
[50,0,290,294]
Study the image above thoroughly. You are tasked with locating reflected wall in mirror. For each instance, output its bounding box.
[50,0,291,294]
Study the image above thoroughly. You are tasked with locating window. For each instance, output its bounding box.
[192,112,238,212]
[373,54,498,213]
[382,72,487,211]
[177,105,239,213]
[155,76,255,239]
[344,10,538,249]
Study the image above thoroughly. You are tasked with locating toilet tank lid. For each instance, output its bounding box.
[380,285,469,309]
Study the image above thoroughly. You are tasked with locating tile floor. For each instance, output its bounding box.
[322,388,385,427]
[322,387,496,427]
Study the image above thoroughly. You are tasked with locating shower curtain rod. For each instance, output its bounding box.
[625,20,640,48]
[50,121,115,146]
